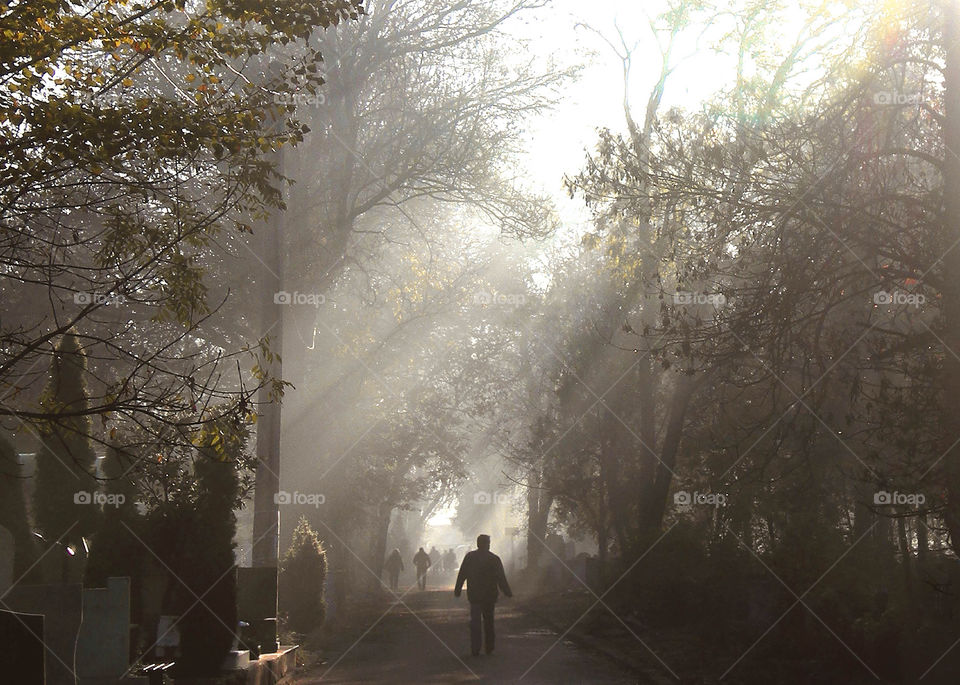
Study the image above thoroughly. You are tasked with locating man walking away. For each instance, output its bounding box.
[413,546,432,590]
[384,548,404,591]
[454,534,512,656]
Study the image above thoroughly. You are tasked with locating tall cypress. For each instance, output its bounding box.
[174,432,241,676]
[279,516,328,632]
[84,446,140,588]
[33,330,99,579]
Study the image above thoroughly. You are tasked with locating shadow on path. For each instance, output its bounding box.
[294,589,640,684]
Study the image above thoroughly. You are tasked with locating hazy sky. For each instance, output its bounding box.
[519,0,737,204]
[517,0,857,207]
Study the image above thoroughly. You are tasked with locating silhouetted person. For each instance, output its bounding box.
[454,534,512,656]
[429,545,441,574]
[384,548,404,591]
[413,546,432,590]
[443,548,457,574]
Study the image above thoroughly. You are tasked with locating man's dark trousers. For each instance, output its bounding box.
[470,602,495,655]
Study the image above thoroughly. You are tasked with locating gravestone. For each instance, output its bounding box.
[237,566,279,654]
[4,582,83,685]
[155,614,180,660]
[545,533,565,561]
[0,524,13,596]
[77,576,130,684]
[0,608,45,684]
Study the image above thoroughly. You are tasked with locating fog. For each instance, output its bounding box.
[3,0,960,682]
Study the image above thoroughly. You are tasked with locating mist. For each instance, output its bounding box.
[2,0,959,683]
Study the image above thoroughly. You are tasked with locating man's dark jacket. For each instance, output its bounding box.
[455,549,512,604]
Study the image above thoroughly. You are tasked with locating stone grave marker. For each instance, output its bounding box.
[77,576,130,684]
[237,566,279,654]
[0,608,45,684]
[4,582,83,685]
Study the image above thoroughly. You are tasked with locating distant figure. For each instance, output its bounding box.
[429,545,441,573]
[454,534,512,656]
[384,548,404,591]
[413,547,432,590]
[443,548,457,574]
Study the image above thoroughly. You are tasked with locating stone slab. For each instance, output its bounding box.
[0,608,45,684]
[4,582,83,685]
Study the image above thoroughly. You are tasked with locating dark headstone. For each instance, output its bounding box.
[0,608,45,684]
[237,566,279,654]
[545,533,565,560]
[4,582,83,685]
[155,614,180,661]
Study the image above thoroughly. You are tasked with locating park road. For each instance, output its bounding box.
[293,588,640,684]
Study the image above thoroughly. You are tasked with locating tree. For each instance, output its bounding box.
[540,2,960,677]
[276,0,569,408]
[33,330,98,580]
[84,443,142,588]
[279,516,328,633]
[0,0,362,468]
[172,419,246,676]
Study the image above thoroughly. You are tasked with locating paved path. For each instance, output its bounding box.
[293,587,639,684]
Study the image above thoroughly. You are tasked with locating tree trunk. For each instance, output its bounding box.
[598,414,630,554]
[941,0,960,556]
[638,374,698,541]
[371,503,392,590]
[916,514,928,567]
[597,528,608,563]
[896,516,911,581]
[525,467,552,570]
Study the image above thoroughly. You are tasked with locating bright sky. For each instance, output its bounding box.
[519,0,738,206]
[516,0,864,206]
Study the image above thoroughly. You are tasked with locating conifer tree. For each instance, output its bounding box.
[280,516,328,632]
[33,331,99,577]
